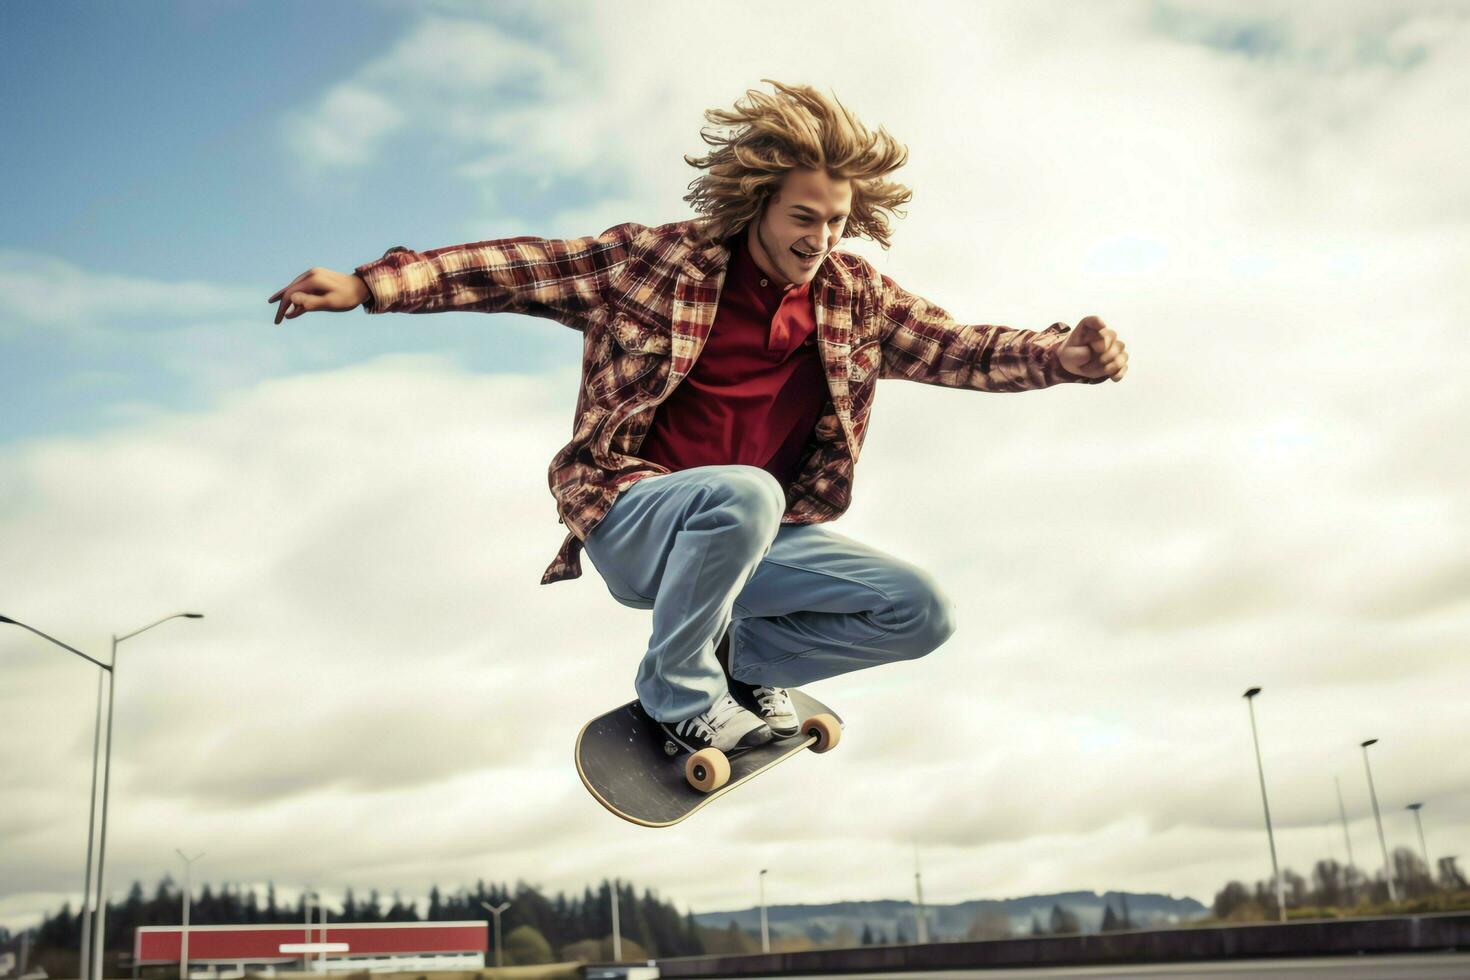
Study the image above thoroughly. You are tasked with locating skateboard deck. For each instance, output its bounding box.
[575,689,843,827]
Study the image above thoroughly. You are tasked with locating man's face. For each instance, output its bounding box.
[747,167,853,287]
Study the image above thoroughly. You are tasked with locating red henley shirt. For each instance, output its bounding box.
[636,232,829,489]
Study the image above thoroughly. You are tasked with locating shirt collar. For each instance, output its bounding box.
[680,220,852,293]
[727,230,813,301]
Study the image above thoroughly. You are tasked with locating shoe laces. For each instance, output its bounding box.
[679,693,744,739]
[752,686,790,713]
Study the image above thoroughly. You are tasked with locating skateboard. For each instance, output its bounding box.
[575,689,843,827]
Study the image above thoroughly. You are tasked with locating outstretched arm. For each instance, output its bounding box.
[268,222,647,332]
[875,271,1126,390]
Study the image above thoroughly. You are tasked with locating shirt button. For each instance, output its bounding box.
[760,278,768,286]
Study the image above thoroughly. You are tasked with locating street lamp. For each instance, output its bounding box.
[1242,688,1286,922]
[609,883,621,963]
[758,869,769,954]
[1360,739,1398,903]
[480,901,511,969]
[303,890,318,971]
[914,845,928,944]
[92,612,205,980]
[1407,803,1431,886]
[0,614,111,980]
[175,850,204,980]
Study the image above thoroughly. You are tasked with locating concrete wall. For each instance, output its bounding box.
[654,913,1470,976]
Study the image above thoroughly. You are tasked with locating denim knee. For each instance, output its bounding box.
[889,569,957,658]
[709,466,785,546]
[914,590,958,655]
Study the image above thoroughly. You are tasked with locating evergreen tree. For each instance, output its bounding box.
[684,909,704,955]
[339,888,357,924]
[860,923,874,945]
[1047,904,1079,935]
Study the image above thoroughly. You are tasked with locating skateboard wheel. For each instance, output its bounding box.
[685,748,731,793]
[804,713,841,753]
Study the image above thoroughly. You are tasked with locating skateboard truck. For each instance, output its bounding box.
[681,714,841,793]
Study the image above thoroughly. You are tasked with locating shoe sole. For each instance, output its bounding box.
[659,722,774,755]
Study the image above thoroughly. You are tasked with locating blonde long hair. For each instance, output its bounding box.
[682,79,912,248]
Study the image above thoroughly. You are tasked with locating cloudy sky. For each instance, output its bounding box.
[3,0,1468,936]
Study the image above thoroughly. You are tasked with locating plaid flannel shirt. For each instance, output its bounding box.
[354,219,1103,585]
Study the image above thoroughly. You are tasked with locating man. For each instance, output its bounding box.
[267,80,1128,758]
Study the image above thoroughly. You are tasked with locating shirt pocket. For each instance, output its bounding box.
[588,314,670,401]
[607,312,672,356]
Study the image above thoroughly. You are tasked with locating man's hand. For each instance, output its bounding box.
[1058,315,1128,382]
[267,268,371,325]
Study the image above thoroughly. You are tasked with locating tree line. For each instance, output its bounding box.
[1212,848,1469,920]
[13,877,705,976]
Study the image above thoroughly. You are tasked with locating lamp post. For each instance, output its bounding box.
[1,614,112,980]
[480,901,510,969]
[1242,688,1286,922]
[758,869,769,953]
[92,613,205,980]
[913,845,928,944]
[302,889,332,972]
[175,850,204,980]
[1407,803,1430,886]
[609,883,621,963]
[1360,739,1398,903]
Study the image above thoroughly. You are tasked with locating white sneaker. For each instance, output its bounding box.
[731,678,800,737]
[659,693,774,754]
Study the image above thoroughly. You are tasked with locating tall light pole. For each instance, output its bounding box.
[175,850,204,980]
[303,889,316,972]
[479,901,510,968]
[1360,739,1398,903]
[301,889,332,972]
[609,883,621,962]
[1242,688,1286,922]
[1407,803,1430,887]
[92,612,205,980]
[913,845,928,944]
[758,869,769,954]
[1,614,112,980]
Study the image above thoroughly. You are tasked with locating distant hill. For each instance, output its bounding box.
[694,891,1209,943]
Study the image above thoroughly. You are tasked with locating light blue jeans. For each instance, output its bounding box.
[581,464,958,722]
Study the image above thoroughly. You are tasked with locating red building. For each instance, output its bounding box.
[134,921,487,976]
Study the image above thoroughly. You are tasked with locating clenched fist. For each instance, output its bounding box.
[267,267,372,324]
[1058,315,1128,382]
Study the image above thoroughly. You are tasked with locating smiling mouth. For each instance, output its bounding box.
[791,246,821,260]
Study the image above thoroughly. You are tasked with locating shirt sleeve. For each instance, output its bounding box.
[875,271,1106,391]
[353,222,646,332]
